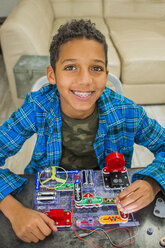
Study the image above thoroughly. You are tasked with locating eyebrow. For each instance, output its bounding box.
[94,59,105,65]
[61,58,105,65]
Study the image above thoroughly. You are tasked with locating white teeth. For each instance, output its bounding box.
[73,91,93,97]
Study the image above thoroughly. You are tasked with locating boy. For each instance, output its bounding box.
[0,19,164,243]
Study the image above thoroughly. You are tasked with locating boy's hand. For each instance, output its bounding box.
[0,194,57,243]
[10,206,57,243]
[115,178,161,213]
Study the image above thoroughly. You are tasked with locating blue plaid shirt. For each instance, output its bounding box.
[0,85,165,200]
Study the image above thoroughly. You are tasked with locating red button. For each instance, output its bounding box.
[105,152,125,171]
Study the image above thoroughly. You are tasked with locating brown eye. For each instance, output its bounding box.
[92,66,104,72]
[64,65,76,71]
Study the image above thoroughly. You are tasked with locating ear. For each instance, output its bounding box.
[106,69,109,81]
[47,65,56,85]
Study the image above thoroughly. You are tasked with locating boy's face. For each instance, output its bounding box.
[47,38,108,119]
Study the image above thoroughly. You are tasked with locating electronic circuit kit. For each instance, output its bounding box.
[33,152,140,231]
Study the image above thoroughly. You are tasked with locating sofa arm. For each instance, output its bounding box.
[0,0,54,107]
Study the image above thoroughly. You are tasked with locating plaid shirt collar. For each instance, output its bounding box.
[32,84,124,137]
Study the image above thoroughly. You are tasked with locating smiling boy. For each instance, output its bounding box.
[0,19,165,243]
[48,38,107,119]
[47,36,108,171]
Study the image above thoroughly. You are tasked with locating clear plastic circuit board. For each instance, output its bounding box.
[33,167,140,231]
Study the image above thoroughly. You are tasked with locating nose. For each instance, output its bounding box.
[78,68,93,85]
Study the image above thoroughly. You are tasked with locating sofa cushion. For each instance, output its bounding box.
[50,0,103,18]
[0,0,54,107]
[3,0,54,54]
[123,83,165,105]
[106,18,165,85]
[50,17,120,78]
[104,0,165,19]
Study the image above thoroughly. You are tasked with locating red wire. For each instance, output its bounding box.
[71,192,135,248]
[71,219,103,248]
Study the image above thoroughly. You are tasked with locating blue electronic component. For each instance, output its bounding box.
[35,171,41,190]
[56,170,79,175]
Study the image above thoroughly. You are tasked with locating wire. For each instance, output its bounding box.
[116,213,139,247]
[71,192,137,248]
[75,228,116,247]
[38,167,138,247]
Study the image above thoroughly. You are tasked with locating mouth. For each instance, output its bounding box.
[71,90,95,99]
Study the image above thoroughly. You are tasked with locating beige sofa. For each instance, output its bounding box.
[1,0,165,107]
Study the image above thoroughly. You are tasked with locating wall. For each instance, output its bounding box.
[0,0,19,17]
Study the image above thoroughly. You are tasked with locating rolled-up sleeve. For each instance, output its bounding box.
[0,169,28,201]
[132,106,165,192]
[0,93,36,200]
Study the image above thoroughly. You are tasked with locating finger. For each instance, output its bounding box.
[115,191,134,205]
[31,226,46,241]
[19,235,31,243]
[117,189,142,209]
[119,196,142,213]
[120,195,148,213]
[24,232,39,243]
[39,213,57,234]
[120,187,156,213]
[16,228,39,243]
[36,215,52,236]
[43,214,58,232]
[116,181,141,201]
[115,190,134,209]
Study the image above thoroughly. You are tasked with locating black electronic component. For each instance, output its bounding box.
[83,170,88,185]
[110,172,124,188]
[103,172,129,189]
[74,179,82,202]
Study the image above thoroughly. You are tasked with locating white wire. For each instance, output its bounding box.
[74,228,114,247]
[74,214,139,247]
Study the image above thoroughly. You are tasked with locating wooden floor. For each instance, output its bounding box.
[0,54,165,174]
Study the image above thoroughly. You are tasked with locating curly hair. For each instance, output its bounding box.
[49,19,108,72]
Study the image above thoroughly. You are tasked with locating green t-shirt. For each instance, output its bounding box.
[60,108,99,170]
